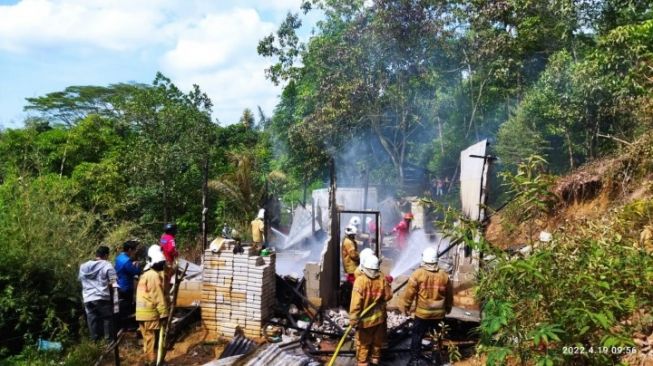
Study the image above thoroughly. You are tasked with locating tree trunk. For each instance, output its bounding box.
[162,179,168,224]
[437,116,444,155]
[565,130,574,170]
[398,111,407,189]
[201,157,209,250]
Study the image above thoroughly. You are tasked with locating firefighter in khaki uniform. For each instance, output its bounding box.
[136,245,169,366]
[354,248,374,279]
[251,208,265,252]
[350,254,393,366]
[342,225,361,283]
[356,248,394,285]
[402,247,453,366]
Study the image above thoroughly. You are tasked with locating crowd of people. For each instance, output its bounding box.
[78,207,452,365]
[78,223,178,366]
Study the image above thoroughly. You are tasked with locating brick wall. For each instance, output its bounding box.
[201,245,276,340]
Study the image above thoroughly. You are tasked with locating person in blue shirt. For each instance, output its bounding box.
[115,240,141,331]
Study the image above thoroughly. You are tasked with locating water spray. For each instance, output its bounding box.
[389,229,449,278]
[270,227,288,243]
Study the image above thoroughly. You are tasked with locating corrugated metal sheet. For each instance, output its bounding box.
[220,336,256,358]
[459,139,489,222]
[240,343,313,366]
[203,341,315,366]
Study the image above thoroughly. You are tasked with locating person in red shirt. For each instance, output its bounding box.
[393,213,413,250]
[159,223,178,263]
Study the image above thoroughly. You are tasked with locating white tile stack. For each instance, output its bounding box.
[202,244,276,340]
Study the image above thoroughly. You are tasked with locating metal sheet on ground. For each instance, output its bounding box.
[446,306,481,323]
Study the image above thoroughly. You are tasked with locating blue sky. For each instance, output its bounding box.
[0,0,316,128]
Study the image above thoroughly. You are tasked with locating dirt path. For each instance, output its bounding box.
[101,325,227,366]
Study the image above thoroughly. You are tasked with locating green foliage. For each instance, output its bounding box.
[24,83,148,125]
[0,73,276,359]
[1,340,103,366]
[499,156,556,238]
[0,175,104,354]
[476,209,653,365]
[261,0,461,189]
[209,151,267,233]
[496,18,653,171]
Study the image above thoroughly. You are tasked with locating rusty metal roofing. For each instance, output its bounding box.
[203,341,315,366]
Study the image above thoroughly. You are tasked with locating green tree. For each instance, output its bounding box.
[24,83,147,126]
[261,0,461,189]
[121,73,216,232]
[239,108,255,129]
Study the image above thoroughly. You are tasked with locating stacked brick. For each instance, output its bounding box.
[201,243,276,340]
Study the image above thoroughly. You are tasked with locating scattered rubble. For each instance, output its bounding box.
[387,311,411,328]
[309,308,411,335]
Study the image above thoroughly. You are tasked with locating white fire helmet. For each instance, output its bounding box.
[349,216,361,227]
[359,248,374,263]
[147,245,166,264]
[365,217,373,224]
[257,208,265,219]
[422,247,438,264]
[344,225,358,236]
[361,254,380,270]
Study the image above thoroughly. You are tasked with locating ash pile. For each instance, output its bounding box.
[312,309,411,333]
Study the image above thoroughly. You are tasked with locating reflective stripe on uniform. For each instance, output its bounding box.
[360,309,385,327]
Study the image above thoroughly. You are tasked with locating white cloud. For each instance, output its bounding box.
[162,8,275,72]
[0,0,173,52]
[159,7,283,123]
[0,0,305,53]
[175,61,281,124]
[0,0,311,125]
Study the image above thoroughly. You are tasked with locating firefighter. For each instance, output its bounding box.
[402,247,452,366]
[393,212,413,250]
[349,215,362,231]
[350,254,393,366]
[342,225,360,284]
[251,208,265,252]
[136,245,169,366]
[355,248,374,278]
[340,225,360,305]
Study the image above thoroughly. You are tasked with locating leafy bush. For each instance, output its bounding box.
[475,199,653,365]
[498,156,556,239]
[0,175,105,355]
[433,151,653,365]
[1,340,102,366]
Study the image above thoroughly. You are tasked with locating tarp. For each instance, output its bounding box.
[460,140,490,222]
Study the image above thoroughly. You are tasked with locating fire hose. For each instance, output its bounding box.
[327,238,462,364]
[325,277,410,365]
[327,300,379,366]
